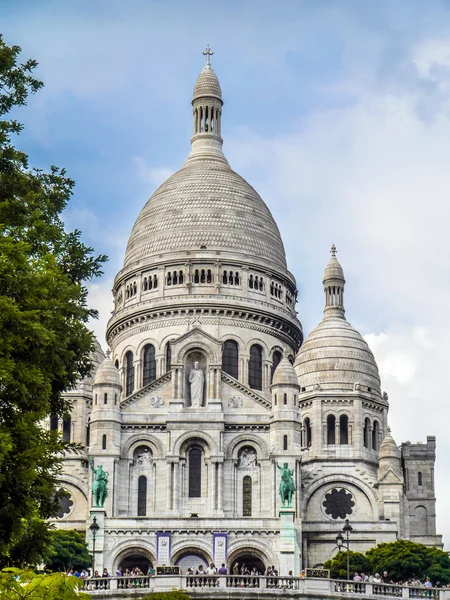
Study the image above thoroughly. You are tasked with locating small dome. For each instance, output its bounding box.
[193,65,222,101]
[294,318,381,395]
[323,246,345,284]
[379,428,401,461]
[272,356,299,387]
[93,355,121,387]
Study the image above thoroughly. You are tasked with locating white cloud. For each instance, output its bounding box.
[87,278,114,350]
[132,157,174,187]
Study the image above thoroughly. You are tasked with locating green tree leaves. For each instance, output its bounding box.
[0,34,106,566]
[324,540,450,585]
[0,569,89,600]
[40,530,92,573]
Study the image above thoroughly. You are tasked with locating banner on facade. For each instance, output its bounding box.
[213,533,227,566]
[157,532,171,565]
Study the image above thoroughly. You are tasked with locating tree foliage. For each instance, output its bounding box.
[142,592,191,600]
[324,540,450,585]
[0,569,89,600]
[324,550,370,580]
[0,34,107,567]
[40,530,91,572]
[366,540,450,585]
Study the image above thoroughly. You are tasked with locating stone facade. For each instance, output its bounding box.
[48,50,442,575]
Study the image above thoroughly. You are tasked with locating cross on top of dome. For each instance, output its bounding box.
[330,244,337,257]
[203,45,214,66]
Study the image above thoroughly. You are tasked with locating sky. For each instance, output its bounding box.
[2,0,450,547]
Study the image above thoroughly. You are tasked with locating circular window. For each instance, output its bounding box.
[322,488,355,520]
[55,488,74,519]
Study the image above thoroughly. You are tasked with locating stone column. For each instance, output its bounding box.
[173,461,180,514]
[217,460,224,512]
[166,462,172,511]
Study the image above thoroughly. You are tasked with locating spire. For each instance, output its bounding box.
[323,244,346,320]
[185,47,227,165]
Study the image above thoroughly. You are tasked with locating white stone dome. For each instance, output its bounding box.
[193,64,222,100]
[272,356,299,387]
[93,355,121,387]
[379,428,401,461]
[123,159,287,272]
[295,318,381,394]
[295,247,381,396]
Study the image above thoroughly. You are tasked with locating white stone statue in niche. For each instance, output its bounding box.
[238,449,257,470]
[189,361,204,407]
[135,448,152,471]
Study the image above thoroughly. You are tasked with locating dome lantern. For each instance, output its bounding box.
[187,46,227,165]
[323,244,346,320]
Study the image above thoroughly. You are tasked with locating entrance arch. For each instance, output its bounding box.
[172,546,212,574]
[113,547,155,575]
[227,547,270,575]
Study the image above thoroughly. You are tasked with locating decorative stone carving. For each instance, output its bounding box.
[150,396,164,408]
[229,396,242,408]
[238,448,257,470]
[322,488,355,520]
[134,448,153,471]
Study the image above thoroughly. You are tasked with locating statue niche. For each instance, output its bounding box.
[185,349,207,407]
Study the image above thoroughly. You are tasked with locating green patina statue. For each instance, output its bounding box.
[90,458,109,508]
[277,461,295,507]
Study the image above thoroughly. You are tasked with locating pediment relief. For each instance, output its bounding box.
[378,466,404,485]
[171,327,222,364]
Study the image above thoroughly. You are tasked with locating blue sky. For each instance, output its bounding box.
[3,0,450,545]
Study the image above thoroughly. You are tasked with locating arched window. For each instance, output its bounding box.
[243,476,252,517]
[125,351,134,396]
[259,278,264,291]
[234,273,240,285]
[179,271,184,284]
[223,271,228,284]
[248,344,263,391]
[115,359,119,370]
[372,421,380,451]
[271,350,282,382]
[194,269,200,284]
[167,272,172,286]
[153,274,158,288]
[102,434,107,450]
[165,342,172,372]
[115,394,117,405]
[138,475,147,516]
[418,472,423,486]
[62,416,71,442]
[86,420,90,447]
[143,344,156,386]
[363,418,371,449]
[274,394,277,405]
[283,435,288,450]
[206,269,212,283]
[249,275,254,289]
[143,277,148,291]
[200,269,206,283]
[104,392,108,405]
[304,418,312,448]
[188,446,202,498]
[222,340,239,379]
[229,271,233,285]
[173,271,178,285]
[284,393,287,405]
[327,415,336,445]
[340,414,349,445]
[50,415,58,432]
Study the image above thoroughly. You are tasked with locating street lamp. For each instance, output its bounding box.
[335,520,353,581]
[89,516,100,576]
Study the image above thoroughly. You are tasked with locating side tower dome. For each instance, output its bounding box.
[294,246,381,396]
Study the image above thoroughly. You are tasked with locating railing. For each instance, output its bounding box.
[80,575,448,598]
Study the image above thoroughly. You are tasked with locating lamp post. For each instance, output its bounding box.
[89,516,100,577]
[335,519,353,581]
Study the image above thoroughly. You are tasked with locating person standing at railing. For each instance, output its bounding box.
[218,564,227,575]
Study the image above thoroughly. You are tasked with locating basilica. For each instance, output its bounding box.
[50,49,442,575]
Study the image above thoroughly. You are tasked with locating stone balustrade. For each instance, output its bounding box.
[80,575,448,599]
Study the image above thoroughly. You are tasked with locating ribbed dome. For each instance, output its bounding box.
[124,159,287,271]
[272,356,299,387]
[94,355,121,387]
[294,317,381,395]
[193,65,222,100]
[379,428,401,461]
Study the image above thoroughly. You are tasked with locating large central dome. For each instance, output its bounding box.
[124,160,287,271]
[123,51,287,274]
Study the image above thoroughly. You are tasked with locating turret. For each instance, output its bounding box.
[270,355,300,453]
[377,427,407,536]
[89,352,122,515]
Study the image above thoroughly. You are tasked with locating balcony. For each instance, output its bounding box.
[81,574,447,599]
